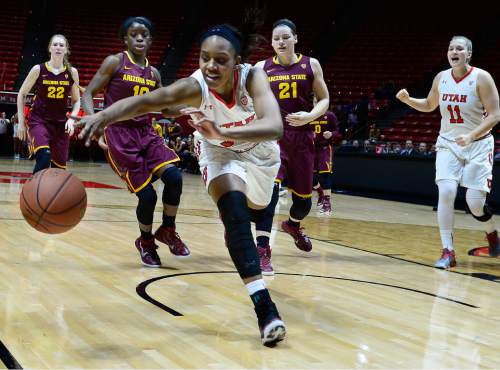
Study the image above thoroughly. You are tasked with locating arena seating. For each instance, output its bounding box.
[0,0,28,91]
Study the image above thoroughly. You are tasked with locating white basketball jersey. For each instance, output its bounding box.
[191,64,258,152]
[438,67,485,140]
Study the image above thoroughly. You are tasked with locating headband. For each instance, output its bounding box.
[273,19,296,33]
[200,25,241,55]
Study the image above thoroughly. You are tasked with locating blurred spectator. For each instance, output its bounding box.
[362,139,374,153]
[392,142,402,155]
[368,123,381,142]
[167,119,182,142]
[151,117,164,139]
[180,134,199,173]
[173,136,186,155]
[415,142,430,157]
[0,112,10,156]
[11,113,20,159]
[400,140,415,156]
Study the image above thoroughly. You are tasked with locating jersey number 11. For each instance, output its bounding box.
[447,104,464,124]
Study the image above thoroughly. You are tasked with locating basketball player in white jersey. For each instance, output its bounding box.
[74,22,287,346]
[396,36,500,269]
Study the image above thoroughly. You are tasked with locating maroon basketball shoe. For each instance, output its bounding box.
[314,187,324,206]
[319,195,332,214]
[257,244,274,276]
[281,220,312,252]
[135,237,161,267]
[154,226,190,258]
[486,230,500,257]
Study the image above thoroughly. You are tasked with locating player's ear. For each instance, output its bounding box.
[235,55,242,65]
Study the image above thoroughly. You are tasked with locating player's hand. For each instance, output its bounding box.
[17,123,27,141]
[65,119,75,136]
[98,135,108,150]
[455,133,473,147]
[286,111,313,126]
[323,131,333,139]
[70,112,107,147]
[396,89,410,103]
[180,107,224,140]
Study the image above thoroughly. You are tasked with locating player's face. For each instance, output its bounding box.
[125,22,152,56]
[49,36,68,58]
[271,26,297,56]
[200,36,239,91]
[447,39,470,67]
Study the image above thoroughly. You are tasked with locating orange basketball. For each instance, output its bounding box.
[19,168,87,234]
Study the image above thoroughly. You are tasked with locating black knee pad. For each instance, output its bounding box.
[251,183,279,226]
[312,172,319,188]
[290,193,312,220]
[471,204,493,222]
[33,148,51,174]
[161,166,183,206]
[136,184,157,225]
[217,191,261,279]
[318,173,332,190]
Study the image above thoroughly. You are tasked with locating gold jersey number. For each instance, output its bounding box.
[47,86,65,99]
[278,82,297,99]
[133,85,150,96]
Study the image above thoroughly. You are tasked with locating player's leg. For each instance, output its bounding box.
[280,131,315,251]
[28,121,52,174]
[317,146,333,214]
[312,171,324,205]
[434,139,462,268]
[463,137,499,256]
[143,129,190,258]
[154,164,190,258]
[210,173,285,345]
[135,184,161,267]
[48,124,69,170]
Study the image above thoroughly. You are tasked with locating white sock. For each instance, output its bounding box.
[439,230,454,251]
[246,279,266,296]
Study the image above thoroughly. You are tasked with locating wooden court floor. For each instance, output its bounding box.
[1,158,500,369]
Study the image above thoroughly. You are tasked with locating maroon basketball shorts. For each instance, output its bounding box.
[27,119,69,168]
[104,123,179,193]
[277,129,315,198]
[314,145,332,173]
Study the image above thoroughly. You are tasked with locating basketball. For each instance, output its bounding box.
[19,168,87,234]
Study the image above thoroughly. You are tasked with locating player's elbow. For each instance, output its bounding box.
[273,122,284,140]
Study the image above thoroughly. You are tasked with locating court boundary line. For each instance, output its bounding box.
[136,270,478,317]
[0,339,22,369]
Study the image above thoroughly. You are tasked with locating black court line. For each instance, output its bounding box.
[314,238,500,284]
[136,270,478,317]
[0,339,22,369]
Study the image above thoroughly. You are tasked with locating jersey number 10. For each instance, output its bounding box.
[447,104,464,124]
[133,85,150,96]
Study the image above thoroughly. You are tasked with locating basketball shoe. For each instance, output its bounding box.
[314,187,324,206]
[154,226,190,258]
[281,220,312,252]
[434,248,456,269]
[254,300,286,346]
[486,230,500,257]
[135,237,161,267]
[257,244,274,276]
[319,195,332,214]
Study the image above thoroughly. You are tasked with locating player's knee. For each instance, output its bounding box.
[250,184,279,224]
[318,173,331,189]
[161,166,183,205]
[437,180,457,203]
[290,194,312,220]
[217,191,259,278]
[135,184,157,224]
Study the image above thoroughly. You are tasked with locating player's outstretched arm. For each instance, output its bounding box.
[76,78,201,146]
[396,72,441,112]
[16,65,40,139]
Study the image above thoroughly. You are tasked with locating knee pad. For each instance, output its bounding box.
[251,183,279,226]
[33,148,51,174]
[161,166,183,206]
[136,184,157,225]
[466,189,492,221]
[217,191,260,279]
[318,173,332,190]
[290,193,312,220]
[312,172,319,188]
[471,204,493,222]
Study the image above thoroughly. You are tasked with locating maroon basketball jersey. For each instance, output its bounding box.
[104,51,159,126]
[310,111,339,147]
[263,54,314,130]
[30,63,74,124]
